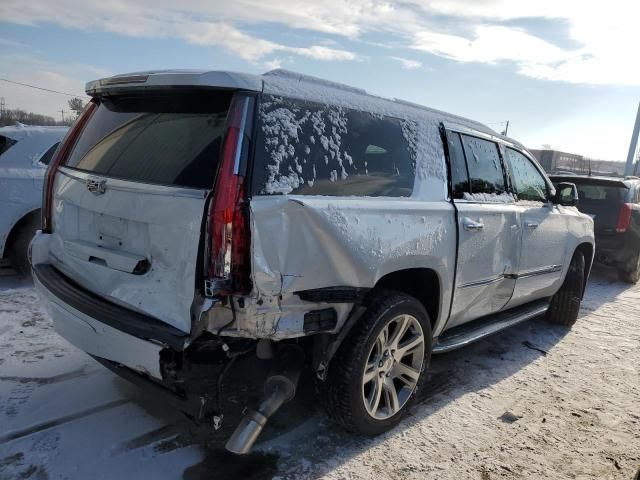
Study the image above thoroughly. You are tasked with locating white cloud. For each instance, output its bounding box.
[0,1,358,64]
[0,0,637,84]
[0,54,102,119]
[413,0,640,85]
[390,56,422,69]
[263,59,284,71]
[412,26,571,65]
[290,46,357,61]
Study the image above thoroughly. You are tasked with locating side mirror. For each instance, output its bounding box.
[554,182,579,207]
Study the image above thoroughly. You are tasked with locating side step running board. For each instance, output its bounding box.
[432,299,550,354]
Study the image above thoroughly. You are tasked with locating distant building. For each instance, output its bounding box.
[529,149,629,177]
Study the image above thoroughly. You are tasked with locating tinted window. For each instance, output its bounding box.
[505,148,547,202]
[252,95,416,197]
[460,134,505,194]
[39,142,60,166]
[66,92,232,189]
[0,135,17,157]
[575,184,625,204]
[446,131,469,198]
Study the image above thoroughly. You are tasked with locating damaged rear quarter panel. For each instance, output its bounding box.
[236,195,456,338]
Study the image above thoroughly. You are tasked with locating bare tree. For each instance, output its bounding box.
[68,97,85,119]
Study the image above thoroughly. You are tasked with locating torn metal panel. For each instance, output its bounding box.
[200,195,456,339]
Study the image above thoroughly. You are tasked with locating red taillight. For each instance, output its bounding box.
[207,96,252,294]
[42,101,97,232]
[616,203,633,233]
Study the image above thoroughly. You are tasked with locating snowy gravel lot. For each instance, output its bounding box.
[0,268,638,480]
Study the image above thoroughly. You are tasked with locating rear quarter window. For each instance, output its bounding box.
[252,95,416,197]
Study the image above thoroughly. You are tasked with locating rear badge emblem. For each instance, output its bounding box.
[87,178,107,195]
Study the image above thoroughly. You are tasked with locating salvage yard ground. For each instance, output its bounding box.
[0,267,638,480]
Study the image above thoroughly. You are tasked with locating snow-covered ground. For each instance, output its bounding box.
[0,268,638,479]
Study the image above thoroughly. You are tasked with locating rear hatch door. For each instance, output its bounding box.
[48,91,235,333]
[551,176,629,235]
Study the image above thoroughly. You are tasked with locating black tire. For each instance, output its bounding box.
[319,290,432,436]
[546,251,585,326]
[7,213,40,277]
[618,252,640,284]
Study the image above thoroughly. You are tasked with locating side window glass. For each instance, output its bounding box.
[446,131,469,198]
[0,136,18,156]
[460,134,505,194]
[505,148,548,202]
[253,95,416,197]
[39,142,60,166]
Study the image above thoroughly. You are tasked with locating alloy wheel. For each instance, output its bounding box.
[361,314,425,420]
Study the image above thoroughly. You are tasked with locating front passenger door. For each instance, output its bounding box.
[504,148,567,306]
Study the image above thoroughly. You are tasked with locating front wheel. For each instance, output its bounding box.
[546,251,585,326]
[321,291,432,436]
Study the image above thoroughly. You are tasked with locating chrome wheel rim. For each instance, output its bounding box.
[361,314,425,420]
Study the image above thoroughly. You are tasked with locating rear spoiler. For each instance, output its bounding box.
[85,70,262,97]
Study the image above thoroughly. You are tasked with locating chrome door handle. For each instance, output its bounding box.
[462,218,485,231]
[525,222,539,229]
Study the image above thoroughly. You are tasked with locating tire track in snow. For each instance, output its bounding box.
[0,398,131,444]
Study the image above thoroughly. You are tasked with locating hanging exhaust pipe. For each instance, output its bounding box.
[225,344,304,454]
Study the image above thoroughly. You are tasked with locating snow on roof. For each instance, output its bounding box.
[87,68,500,138]
[261,69,495,136]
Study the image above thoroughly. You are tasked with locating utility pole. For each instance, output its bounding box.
[501,120,509,136]
[624,102,640,177]
[0,97,5,118]
[58,109,65,123]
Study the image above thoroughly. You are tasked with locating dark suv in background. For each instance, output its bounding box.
[551,175,640,283]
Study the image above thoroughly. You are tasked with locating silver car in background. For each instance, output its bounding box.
[0,124,68,274]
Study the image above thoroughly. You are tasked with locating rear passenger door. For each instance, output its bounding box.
[445,129,519,328]
[504,148,566,305]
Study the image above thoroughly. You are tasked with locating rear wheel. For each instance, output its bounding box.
[619,252,640,284]
[7,213,39,277]
[321,291,432,435]
[546,251,585,326]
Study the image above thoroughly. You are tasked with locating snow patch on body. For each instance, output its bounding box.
[462,192,515,203]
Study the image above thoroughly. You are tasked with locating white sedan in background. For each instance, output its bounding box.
[0,123,68,275]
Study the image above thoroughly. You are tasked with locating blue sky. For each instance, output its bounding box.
[1,0,638,161]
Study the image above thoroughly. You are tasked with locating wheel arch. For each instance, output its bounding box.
[2,208,41,258]
[371,267,441,330]
[574,242,594,299]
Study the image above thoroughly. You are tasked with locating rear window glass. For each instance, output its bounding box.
[0,135,17,157]
[460,134,505,194]
[39,142,60,166]
[575,184,626,204]
[252,95,416,197]
[65,92,232,189]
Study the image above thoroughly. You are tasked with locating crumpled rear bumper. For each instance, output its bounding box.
[33,267,167,379]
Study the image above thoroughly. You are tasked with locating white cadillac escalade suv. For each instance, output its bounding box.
[31,69,594,453]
